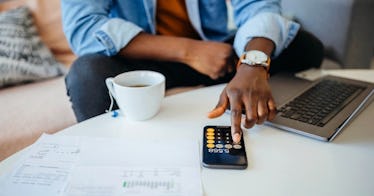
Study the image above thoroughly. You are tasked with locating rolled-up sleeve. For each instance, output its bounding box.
[61,0,142,56]
[231,0,300,58]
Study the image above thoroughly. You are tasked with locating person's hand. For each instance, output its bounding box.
[207,65,277,143]
[183,40,235,79]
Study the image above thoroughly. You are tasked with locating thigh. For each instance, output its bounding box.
[120,58,233,88]
[270,30,324,75]
[65,54,219,122]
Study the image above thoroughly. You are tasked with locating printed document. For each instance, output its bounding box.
[0,134,202,196]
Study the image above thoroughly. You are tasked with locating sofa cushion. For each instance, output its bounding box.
[0,76,76,161]
[0,6,67,88]
[0,0,76,66]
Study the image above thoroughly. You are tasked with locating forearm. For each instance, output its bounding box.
[119,32,194,64]
[244,37,275,57]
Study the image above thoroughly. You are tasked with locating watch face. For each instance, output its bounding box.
[246,50,268,64]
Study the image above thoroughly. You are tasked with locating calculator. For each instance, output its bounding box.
[202,126,248,169]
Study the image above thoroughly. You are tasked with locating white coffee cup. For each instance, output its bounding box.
[105,70,165,121]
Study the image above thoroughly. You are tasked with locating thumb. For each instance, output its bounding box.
[207,90,229,118]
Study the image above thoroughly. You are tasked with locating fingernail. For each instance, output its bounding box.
[233,133,241,143]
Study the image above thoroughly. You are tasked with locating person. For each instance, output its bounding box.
[62,0,323,143]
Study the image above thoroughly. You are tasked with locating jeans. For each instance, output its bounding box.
[65,30,324,122]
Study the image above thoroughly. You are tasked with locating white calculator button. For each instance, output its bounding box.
[215,144,224,148]
[233,144,242,149]
[224,144,233,149]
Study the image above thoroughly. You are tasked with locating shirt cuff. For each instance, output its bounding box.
[233,12,300,58]
[94,18,143,56]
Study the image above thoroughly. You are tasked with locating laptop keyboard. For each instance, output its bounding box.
[279,79,365,127]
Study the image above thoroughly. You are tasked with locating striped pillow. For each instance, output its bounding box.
[0,6,65,88]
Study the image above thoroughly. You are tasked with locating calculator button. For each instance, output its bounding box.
[207,128,215,132]
[224,149,230,153]
[207,144,215,149]
[207,140,215,144]
[206,132,214,136]
[233,144,242,149]
[215,144,224,148]
[207,136,215,140]
[224,144,233,149]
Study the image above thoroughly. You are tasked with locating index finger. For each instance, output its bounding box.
[228,95,242,144]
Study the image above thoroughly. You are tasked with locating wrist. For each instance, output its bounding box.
[245,37,274,57]
[178,38,198,65]
[237,64,268,78]
[236,50,271,77]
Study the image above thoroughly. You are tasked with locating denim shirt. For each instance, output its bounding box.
[61,0,300,58]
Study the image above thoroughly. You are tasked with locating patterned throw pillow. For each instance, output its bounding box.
[0,6,66,88]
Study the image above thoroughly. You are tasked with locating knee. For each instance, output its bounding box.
[65,54,117,89]
[67,54,106,81]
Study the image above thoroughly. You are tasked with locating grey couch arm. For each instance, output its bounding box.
[282,0,374,68]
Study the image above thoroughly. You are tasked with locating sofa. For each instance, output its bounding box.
[0,0,372,161]
[281,0,374,68]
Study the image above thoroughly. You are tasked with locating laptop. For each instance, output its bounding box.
[265,72,374,141]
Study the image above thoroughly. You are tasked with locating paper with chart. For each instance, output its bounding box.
[0,134,81,196]
[0,134,202,196]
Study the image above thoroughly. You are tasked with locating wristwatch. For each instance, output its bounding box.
[237,50,271,72]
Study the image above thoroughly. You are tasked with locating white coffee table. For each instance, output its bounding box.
[1,69,374,196]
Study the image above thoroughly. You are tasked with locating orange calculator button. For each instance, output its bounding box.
[207,140,215,144]
[206,136,215,140]
[207,128,215,132]
[206,144,215,148]
[206,132,214,136]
